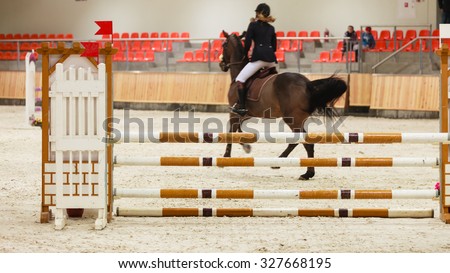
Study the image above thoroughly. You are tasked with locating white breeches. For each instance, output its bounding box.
[235,60,276,83]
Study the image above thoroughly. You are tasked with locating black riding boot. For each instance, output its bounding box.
[231,82,248,116]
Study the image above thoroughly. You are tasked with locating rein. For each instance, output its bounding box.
[223,56,246,68]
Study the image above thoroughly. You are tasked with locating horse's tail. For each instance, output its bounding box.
[306,75,347,118]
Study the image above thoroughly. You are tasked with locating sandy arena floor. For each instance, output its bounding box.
[1,105,450,253]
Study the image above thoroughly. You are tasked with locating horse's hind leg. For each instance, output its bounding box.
[300,143,315,180]
[238,126,252,153]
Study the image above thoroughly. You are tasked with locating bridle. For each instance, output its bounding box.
[220,34,247,71]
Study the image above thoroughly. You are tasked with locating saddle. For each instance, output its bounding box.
[244,67,278,102]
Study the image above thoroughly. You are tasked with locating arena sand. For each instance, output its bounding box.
[1,105,450,253]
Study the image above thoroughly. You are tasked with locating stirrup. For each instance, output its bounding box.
[230,104,248,116]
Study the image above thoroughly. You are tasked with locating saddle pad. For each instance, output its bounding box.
[247,74,277,102]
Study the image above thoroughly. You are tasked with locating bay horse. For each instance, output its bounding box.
[219,31,347,180]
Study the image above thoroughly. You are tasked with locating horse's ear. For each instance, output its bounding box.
[239,31,246,39]
[222,30,229,38]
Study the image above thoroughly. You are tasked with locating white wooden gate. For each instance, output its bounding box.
[49,63,107,230]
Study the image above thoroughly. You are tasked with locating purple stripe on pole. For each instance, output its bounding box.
[203,208,213,217]
[348,133,359,143]
[342,157,351,167]
[341,190,351,199]
[203,133,213,143]
[202,189,212,198]
[338,208,349,217]
[203,157,213,166]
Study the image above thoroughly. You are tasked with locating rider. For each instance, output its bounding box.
[231,3,277,116]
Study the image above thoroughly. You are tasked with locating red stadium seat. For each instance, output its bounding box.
[113,51,125,61]
[151,40,162,52]
[133,51,145,62]
[418,29,430,37]
[340,51,355,62]
[144,51,155,62]
[130,41,141,51]
[432,29,439,37]
[180,32,190,42]
[162,41,172,52]
[369,40,387,52]
[331,51,343,62]
[194,50,205,62]
[286,31,296,37]
[177,51,194,62]
[288,40,302,52]
[201,41,210,52]
[309,30,320,42]
[278,40,290,51]
[378,30,391,41]
[404,29,417,40]
[141,41,152,51]
[394,30,404,40]
[212,39,222,52]
[275,51,285,62]
[313,51,330,63]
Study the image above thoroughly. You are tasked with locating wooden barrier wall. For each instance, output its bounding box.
[371,74,440,111]
[0,71,439,112]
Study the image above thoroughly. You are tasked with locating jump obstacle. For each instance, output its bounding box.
[38,42,450,230]
[114,188,439,199]
[118,131,450,144]
[113,156,439,167]
[115,207,434,218]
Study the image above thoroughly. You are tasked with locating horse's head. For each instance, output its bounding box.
[219,30,247,72]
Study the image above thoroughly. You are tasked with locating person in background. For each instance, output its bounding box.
[439,0,450,23]
[361,26,376,50]
[342,25,358,52]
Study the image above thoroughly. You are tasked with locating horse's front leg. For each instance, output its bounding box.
[300,143,315,180]
[271,143,299,169]
[223,115,241,157]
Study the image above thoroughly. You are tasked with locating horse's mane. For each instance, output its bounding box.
[229,33,245,59]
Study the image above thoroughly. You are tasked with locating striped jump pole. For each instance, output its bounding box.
[113,156,439,167]
[113,132,450,144]
[114,188,439,200]
[115,207,435,218]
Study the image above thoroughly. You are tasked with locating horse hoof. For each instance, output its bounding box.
[242,144,252,153]
[299,172,315,180]
[271,166,280,169]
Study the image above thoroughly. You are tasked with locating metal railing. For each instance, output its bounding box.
[371,36,436,74]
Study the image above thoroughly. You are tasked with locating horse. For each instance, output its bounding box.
[219,30,348,180]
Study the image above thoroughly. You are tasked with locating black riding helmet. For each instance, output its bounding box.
[255,3,270,17]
